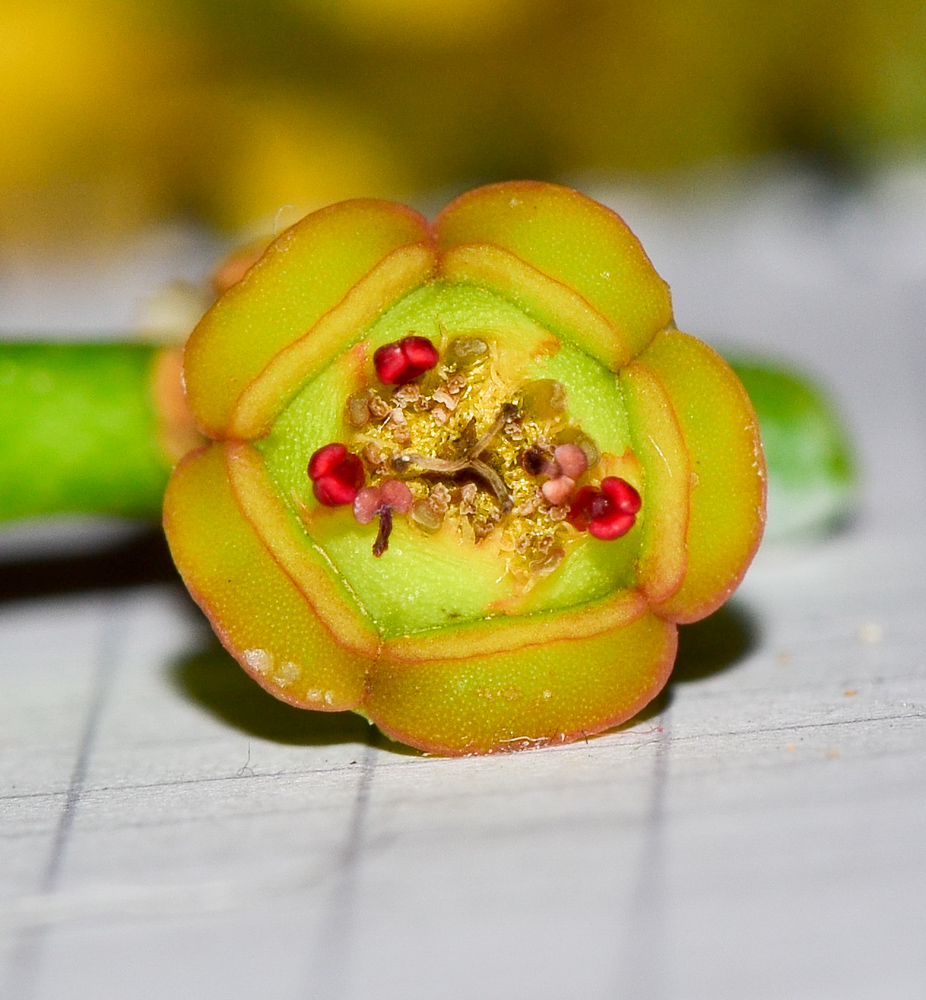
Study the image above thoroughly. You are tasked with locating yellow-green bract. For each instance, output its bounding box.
[164,181,766,755]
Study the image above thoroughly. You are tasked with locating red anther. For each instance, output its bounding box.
[308,442,349,480]
[589,510,636,540]
[373,335,439,385]
[307,443,364,506]
[566,485,600,532]
[600,476,641,514]
[372,343,406,384]
[567,477,641,540]
[400,336,439,373]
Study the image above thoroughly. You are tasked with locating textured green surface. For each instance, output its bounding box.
[0,343,171,520]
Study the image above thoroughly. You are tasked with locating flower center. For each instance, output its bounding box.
[306,332,641,589]
[259,281,645,635]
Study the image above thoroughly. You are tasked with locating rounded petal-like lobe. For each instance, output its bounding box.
[436,181,672,369]
[367,607,677,756]
[163,443,371,710]
[619,361,690,603]
[224,441,380,655]
[639,330,766,622]
[185,199,437,439]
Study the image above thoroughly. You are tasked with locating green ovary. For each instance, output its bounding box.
[259,282,642,638]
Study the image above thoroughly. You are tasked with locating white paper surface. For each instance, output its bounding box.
[2,167,925,1000]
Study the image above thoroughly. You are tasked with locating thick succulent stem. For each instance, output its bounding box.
[0,343,191,521]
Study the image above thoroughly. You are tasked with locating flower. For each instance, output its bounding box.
[164,181,765,755]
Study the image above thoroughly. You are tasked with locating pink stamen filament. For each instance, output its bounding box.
[351,479,413,556]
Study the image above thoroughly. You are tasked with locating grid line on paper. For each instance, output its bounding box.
[1,705,919,811]
[1,598,127,1000]
[618,706,671,1000]
[309,733,378,1000]
[43,611,124,891]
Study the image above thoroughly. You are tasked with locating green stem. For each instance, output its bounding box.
[0,343,172,521]
[0,342,858,542]
[728,357,857,541]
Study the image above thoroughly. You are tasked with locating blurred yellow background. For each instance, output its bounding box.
[3,0,925,248]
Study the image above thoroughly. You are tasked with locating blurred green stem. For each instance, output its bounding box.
[728,358,857,541]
